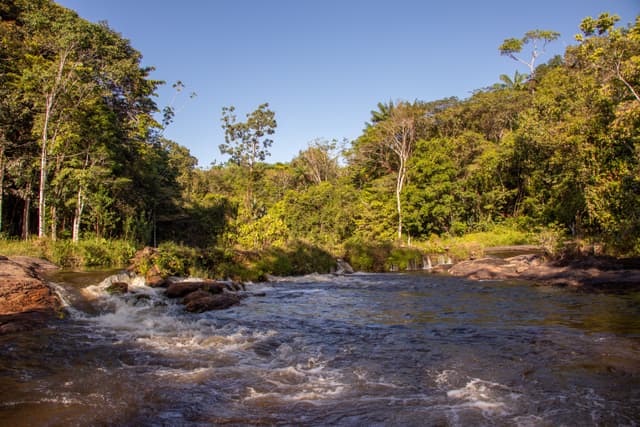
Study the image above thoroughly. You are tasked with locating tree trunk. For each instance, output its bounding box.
[37,97,51,238]
[38,47,71,239]
[50,205,57,241]
[72,186,84,243]
[396,159,407,241]
[0,143,5,234]
[49,154,64,241]
[22,181,31,240]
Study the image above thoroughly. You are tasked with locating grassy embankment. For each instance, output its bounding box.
[0,224,572,280]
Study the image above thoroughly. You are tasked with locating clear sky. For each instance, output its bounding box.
[54,0,639,167]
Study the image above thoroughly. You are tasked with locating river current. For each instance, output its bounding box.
[1,271,639,426]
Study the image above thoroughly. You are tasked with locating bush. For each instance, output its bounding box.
[0,237,136,268]
[387,247,424,271]
[344,238,393,272]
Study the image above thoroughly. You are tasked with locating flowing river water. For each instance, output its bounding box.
[1,271,639,426]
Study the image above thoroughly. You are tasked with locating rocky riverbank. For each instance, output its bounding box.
[0,256,64,334]
[449,254,640,291]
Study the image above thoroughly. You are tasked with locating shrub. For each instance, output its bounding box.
[344,238,393,272]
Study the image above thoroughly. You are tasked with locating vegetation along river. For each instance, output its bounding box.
[1,271,639,426]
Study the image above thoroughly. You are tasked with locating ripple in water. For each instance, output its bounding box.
[0,271,639,426]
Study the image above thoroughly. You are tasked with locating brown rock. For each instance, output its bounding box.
[449,257,516,280]
[145,265,168,287]
[106,282,128,294]
[165,280,225,298]
[449,253,640,291]
[184,293,241,313]
[0,256,63,335]
[181,289,212,304]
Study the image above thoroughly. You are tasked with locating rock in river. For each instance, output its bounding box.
[165,280,225,298]
[0,256,63,335]
[184,292,241,313]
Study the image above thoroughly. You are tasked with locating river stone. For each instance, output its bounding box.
[165,281,225,298]
[184,293,241,313]
[0,256,63,334]
[449,257,514,280]
[106,282,128,295]
[145,265,168,287]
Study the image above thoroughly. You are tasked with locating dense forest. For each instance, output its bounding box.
[1,0,639,269]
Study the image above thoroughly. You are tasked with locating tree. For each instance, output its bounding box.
[219,103,277,216]
[359,101,426,240]
[292,138,342,185]
[495,70,529,90]
[572,13,640,104]
[500,30,560,74]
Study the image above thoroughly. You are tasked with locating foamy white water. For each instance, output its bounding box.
[1,271,639,426]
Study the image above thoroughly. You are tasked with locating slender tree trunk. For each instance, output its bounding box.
[51,205,57,241]
[37,97,52,238]
[50,154,64,241]
[72,152,90,243]
[38,48,71,239]
[72,186,84,243]
[22,181,31,240]
[616,61,640,104]
[0,143,5,234]
[396,162,406,240]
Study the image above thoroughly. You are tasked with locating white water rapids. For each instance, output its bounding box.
[1,271,639,426]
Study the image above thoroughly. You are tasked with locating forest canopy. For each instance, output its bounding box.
[1,1,639,258]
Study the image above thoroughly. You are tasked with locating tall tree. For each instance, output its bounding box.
[500,29,560,74]
[219,103,277,216]
[292,138,342,185]
[361,101,426,240]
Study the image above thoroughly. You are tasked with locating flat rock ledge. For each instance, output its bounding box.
[449,254,640,291]
[0,256,63,335]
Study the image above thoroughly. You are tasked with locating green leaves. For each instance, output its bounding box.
[219,103,277,167]
[499,29,560,73]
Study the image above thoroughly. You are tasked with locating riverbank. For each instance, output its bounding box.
[449,254,640,291]
[0,256,64,334]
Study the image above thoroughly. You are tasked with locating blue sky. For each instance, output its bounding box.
[55,1,639,167]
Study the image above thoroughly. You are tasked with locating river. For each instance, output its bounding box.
[1,271,639,426]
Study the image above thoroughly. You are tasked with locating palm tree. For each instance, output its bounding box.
[495,70,529,90]
[366,99,395,128]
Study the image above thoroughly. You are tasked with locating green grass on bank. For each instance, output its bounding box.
[0,237,137,268]
[0,223,568,278]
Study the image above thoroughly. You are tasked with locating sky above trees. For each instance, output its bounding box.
[54,0,639,167]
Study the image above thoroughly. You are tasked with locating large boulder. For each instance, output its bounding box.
[449,253,640,290]
[0,256,63,335]
[184,293,241,313]
[164,280,225,298]
[449,254,544,281]
[145,265,168,287]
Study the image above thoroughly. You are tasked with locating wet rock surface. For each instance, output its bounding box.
[0,256,63,334]
[449,254,640,290]
[184,292,241,313]
[165,280,225,298]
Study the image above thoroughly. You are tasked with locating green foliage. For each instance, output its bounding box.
[387,247,424,271]
[2,2,639,263]
[0,237,136,267]
[344,238,393,272]
[500,29,561,73]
